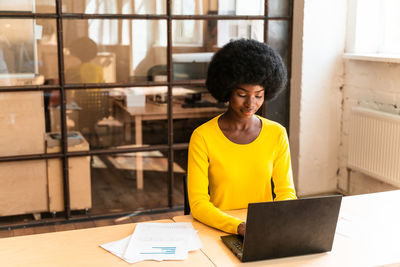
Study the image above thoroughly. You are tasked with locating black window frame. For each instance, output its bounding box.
[0,0,293,230]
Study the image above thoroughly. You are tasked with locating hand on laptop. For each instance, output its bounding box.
[237,222,246,236]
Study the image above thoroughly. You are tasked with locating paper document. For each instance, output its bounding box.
[100,222,202,264]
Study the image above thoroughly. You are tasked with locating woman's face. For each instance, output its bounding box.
[228,84,265,118]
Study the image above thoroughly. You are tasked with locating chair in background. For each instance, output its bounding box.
[74,89,110,148]
[183,174,190,215]
[147,64,167,82]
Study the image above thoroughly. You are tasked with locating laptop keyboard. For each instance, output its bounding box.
[221,234,244,260]
[233,241,243,252]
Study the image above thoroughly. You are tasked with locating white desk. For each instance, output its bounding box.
[173,190,400,267]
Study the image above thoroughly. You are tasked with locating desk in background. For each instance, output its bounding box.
[113,87,226,189]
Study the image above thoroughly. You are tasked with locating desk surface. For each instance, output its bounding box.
[0,219,213,267]
[173,190,400,267]
[2,191,400,267]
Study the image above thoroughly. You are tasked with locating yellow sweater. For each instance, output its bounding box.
[187,115,297,234]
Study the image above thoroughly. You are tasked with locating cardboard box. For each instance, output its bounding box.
[46,132,92,212]
[0,91,45,156]
[0,160,48,216]
[0,91,48,216]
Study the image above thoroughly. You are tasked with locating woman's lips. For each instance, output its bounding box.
[242,109,254,115]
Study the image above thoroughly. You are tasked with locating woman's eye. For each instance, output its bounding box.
[255,95,263,99]
[238,93,246,97]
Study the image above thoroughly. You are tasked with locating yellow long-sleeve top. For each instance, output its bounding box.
[187,115,297,234]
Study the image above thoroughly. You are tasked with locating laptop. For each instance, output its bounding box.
[221,195,342,262]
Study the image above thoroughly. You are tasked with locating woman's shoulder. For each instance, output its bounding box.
[257,116,289,147]
[258,116,286,133]
[192,114,221,135]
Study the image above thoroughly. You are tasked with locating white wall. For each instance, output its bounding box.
[338,59,400,194]
[291,0,347,196]
[291,0,399,196]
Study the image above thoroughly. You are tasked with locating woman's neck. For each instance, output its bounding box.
[219,111,258,131]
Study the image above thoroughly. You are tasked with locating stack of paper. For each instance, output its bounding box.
[100,222,202,264]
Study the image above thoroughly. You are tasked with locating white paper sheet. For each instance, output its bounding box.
[100,222,202,264]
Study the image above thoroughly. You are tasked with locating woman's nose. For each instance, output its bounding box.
[244,96,255,107]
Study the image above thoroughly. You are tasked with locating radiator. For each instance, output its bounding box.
[348,106,400,187]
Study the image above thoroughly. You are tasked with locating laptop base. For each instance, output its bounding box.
[221,235,244,261]
[220,195,342,262]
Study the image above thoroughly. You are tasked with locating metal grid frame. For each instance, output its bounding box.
[0,0,293,230]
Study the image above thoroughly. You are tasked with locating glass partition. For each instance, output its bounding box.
[0,0,55,13]
[90,150,170,215]
[63,19,167,84]
[0,19,58,86]
[172,149,187,208]
[269,0,291,17]
[63,87,170,150]
[265,21,290,127]
[0,159,48,225]
[171,0,264,16]
[0,0,293,226]
[62,0,166,15]
[0,91,46,157]
[268,20,290,66]
[172,86,226,144]
[172,19,264,82]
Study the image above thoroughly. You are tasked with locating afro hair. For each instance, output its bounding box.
[206,39,287,102]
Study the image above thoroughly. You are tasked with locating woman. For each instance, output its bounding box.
[187,39,297,236]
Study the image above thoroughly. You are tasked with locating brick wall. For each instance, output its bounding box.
[338,59,400,194]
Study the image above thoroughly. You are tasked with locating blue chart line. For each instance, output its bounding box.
[140,246,176,255]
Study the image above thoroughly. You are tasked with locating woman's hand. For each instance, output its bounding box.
[237,222,246,236]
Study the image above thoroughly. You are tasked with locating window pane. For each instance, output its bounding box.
[172,52,211,81]
[266,20,290,127]
[173,149,188,207]
[381,0,400,53]
[268,20,289,65]
[172,86,227,144]
[217,20,264,47]
[0,19,58,86]
[63,88,113,150]
[63,19,166,84]
[88,151,169,216]
[59,89,113,150]
[37,19,60,85]
[62,0,165,15]
[171,19,263,82]
[0,91,46,157]
[268,0,290,17]
[171,0,211,15]
[0,159,48,219]
[172,20,203,46]
[63,87,169,150]
[112,86,170,147]
[171,0,265,15]
[0,0,55,13]
[235,0,264,15]
[44,89,61,133]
